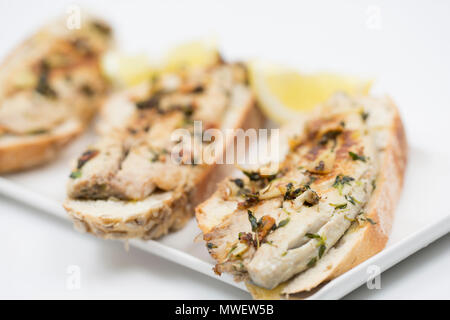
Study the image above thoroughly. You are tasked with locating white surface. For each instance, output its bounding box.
[1,143,449,299]
[1,194,449,299]
[1,0,450,299]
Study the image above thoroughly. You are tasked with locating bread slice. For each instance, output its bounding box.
[195,93,407,299]
[64,62,264,240]
[0,119,82,173]
[0,16,112,173]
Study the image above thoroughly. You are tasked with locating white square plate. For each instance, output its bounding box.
[0,128,449,299]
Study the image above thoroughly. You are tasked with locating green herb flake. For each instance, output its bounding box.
[277,217,290,228]
[345,194,361,205]
[344,215,355,222]
[226,245,237,258]
[69,170,82,179]
[35,62,57,99]
[305,233,321,240]
[248,210,258,232]
[207,243,217,249]
[150,153,160,162]
[318,244,326,258]
[332,175,355,195]
[307,257,317,268]
[284,183,306,201]
[28,129,48,135]
[349,151,367,162]
[330,203,348,210]
[265,241,275,247]
[91,21,112,36]
[318,130,342,145]
[361,111,369,121]
[242,170,277,182]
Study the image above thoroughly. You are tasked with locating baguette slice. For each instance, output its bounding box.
[195,93,407,299]
[0,16,112,173]
[64,62,264,239]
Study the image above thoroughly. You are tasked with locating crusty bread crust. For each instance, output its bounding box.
[65,191,191,240]
[0,121,82,174]
[246,97,408,299]
[64,95,265,240]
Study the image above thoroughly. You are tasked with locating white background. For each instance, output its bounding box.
[0,0,449,299]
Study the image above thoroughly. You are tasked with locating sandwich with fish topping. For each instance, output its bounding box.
[64,58,264,239]
[195,93,407,299]
[0,15,112,173]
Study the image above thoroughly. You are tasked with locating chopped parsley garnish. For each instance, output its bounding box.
[349,151,367,162]
[277,218,290,228]
[330,203,348,210]
[305,233,322,240]
[332,175,354,195]
[69,170,82,179]
[35,61,57,99]
[226,245,237,258]
[345,194,361,205]
[27,129,48,135]
[361,111,369,121]
[91,21,112,36]
[361,217,377,225]
[150,153,160,162]
[207,243,217,249]
[307,257,317,268]
[284,183,309,201]
[318,130,342,145]
[238,190,259,209]
[242,214,277,249]
[242,170,277,182]
[248,210,258,232]
[306,233,327,260]
[318,244,326,258]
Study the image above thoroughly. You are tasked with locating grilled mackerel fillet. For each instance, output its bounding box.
[0,16,112,173]
[64,61,262,239]
[196,93,407,298]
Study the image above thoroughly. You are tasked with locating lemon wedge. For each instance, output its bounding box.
[249,61,373,124]
[163,38,220,72]
[101,39,220,86]
[101,51,156,87]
